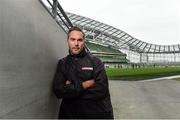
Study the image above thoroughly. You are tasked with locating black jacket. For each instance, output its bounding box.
[53,48,114,119]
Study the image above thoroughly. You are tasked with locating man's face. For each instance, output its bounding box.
[67,30,84,55]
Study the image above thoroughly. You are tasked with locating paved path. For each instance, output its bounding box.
[109,79,180,119]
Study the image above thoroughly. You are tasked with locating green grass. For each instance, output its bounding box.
[106,67,180,81]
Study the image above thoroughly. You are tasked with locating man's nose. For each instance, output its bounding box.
[75,40,78,45]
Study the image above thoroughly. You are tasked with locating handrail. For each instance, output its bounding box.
[39,0,73,32]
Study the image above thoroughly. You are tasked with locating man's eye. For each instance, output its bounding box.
[70,38,75,41]
[78,39,83,42]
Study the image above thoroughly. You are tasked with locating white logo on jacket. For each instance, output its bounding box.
[81,67,93,70]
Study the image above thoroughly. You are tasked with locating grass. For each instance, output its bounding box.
[106,67,180,81]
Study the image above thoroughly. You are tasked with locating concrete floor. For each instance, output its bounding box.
[109,79,180,119]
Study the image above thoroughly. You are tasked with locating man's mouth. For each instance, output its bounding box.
[72,48,80,50]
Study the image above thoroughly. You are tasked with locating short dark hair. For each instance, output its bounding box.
[67,26,85,39]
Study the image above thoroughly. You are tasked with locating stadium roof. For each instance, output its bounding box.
[65,12,180,54]
[40,0,180,54]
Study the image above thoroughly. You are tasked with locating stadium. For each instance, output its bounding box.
[1,0,180,119]
[42,0,180,68]
[41,0,180,80]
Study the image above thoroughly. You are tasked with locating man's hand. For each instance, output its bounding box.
[82,79,95,89]
[65,80,71,85]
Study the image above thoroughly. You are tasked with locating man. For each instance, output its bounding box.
[53,26,114,119]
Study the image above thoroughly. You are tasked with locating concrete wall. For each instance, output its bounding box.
[0,0,68,118]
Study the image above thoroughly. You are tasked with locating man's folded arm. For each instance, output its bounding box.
[53,60,84,99]
[81,60,109,100]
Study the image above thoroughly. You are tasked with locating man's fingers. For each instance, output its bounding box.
[82,79,95,89]
[66,80,71,85]
[88,80,95,86]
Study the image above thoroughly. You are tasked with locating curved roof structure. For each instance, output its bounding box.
[39,0,180,63]
[65,12,180,54]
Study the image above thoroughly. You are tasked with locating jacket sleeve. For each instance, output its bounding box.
[52,60,66,99]
[52,60,84,99]
[81,58,109,100]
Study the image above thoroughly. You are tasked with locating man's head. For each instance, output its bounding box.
[67,26,85,55]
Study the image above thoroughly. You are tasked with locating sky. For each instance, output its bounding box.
[58,0,180,45]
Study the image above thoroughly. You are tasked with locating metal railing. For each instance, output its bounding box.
[39,0,73,32]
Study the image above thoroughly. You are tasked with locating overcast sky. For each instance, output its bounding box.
[58,0,180,45]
